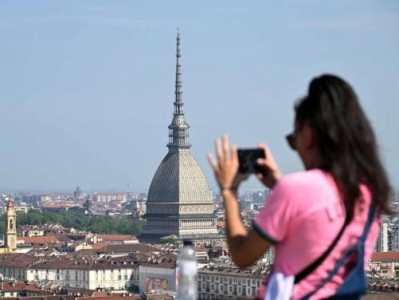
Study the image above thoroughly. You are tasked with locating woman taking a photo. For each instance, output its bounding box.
[208,74,391,299]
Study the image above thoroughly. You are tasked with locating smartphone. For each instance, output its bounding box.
[237,148,266,174]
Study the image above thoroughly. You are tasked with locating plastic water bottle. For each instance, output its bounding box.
[177,240,198,300]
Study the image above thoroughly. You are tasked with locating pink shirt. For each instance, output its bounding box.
[254,169,380,299]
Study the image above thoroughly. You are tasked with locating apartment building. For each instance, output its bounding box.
[0,254,139,291]
[197,264,268,299]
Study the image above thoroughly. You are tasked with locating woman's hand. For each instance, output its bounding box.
[255,144,282,189]
[208,134,247,191]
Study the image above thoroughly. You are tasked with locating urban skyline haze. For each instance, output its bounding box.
[0,1,398,192]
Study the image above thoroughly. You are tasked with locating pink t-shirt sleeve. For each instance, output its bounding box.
[253,177,298,244]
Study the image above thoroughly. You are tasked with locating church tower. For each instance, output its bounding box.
[142,32,220,244]
[4,198,17,252]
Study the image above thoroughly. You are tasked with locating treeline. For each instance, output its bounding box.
[0,209,143,235]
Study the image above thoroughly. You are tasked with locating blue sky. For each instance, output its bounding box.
[0,1,398,193]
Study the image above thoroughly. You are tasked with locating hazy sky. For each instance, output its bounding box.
[0,1,398,193]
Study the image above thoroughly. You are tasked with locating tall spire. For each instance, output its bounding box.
[167,29,191,150]
[175,28,183,108]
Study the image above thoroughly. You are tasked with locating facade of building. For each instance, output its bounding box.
[376,221,389,252]
[93,194,127,203]
[18,225,45,237]
[0,254,139,291]
[197,265,266,299]
[392,226,399,252]
[142,32,219,244]
[369,251,399,279]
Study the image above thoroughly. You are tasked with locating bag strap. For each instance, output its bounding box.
[300,200,377,300]
[359,200,377,244]
[294,212,351,284]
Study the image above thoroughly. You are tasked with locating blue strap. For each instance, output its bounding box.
[301,201,377,300]
[359,201,376,243]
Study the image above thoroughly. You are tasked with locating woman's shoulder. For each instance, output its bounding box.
[268,170,343,223]
[277,169,333,189]
[271,169,339,205]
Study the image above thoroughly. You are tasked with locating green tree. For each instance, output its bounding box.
[15,210,143,235]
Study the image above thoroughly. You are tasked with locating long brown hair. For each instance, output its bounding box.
[295,74,392,218]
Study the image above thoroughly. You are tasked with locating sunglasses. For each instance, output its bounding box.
[286,132,297,150]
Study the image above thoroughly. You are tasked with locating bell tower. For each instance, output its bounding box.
[4,198,17,252]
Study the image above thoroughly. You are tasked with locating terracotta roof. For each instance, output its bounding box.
[71,249,99,258]
[54,236,70,242]
[80,296,138,300]
[26,248,61,257]
[30,256,138,270]
[100,243,158,254]
[91,243,106,250]
[145,295,174,300]
[139,253,177,269]
[7,296,75,300]
[0,253,37,268]
[98,234,138,242]
[140,260,176,269]
[66,234,87,241]
[371,252,399,262]
[22,236,59,245]
[0,280,41,292]
[92,291,108,297]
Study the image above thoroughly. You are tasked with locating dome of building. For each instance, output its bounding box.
[148,149,213,208]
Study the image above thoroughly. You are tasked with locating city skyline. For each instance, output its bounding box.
[0,1,398,192]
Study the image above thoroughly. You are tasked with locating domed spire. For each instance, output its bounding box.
[167,29,191,150]
[142,32,219,243]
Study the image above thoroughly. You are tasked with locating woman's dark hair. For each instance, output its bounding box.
[295,74,392,218]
